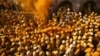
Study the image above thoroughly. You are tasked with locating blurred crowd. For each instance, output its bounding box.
[0,1,100,56]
